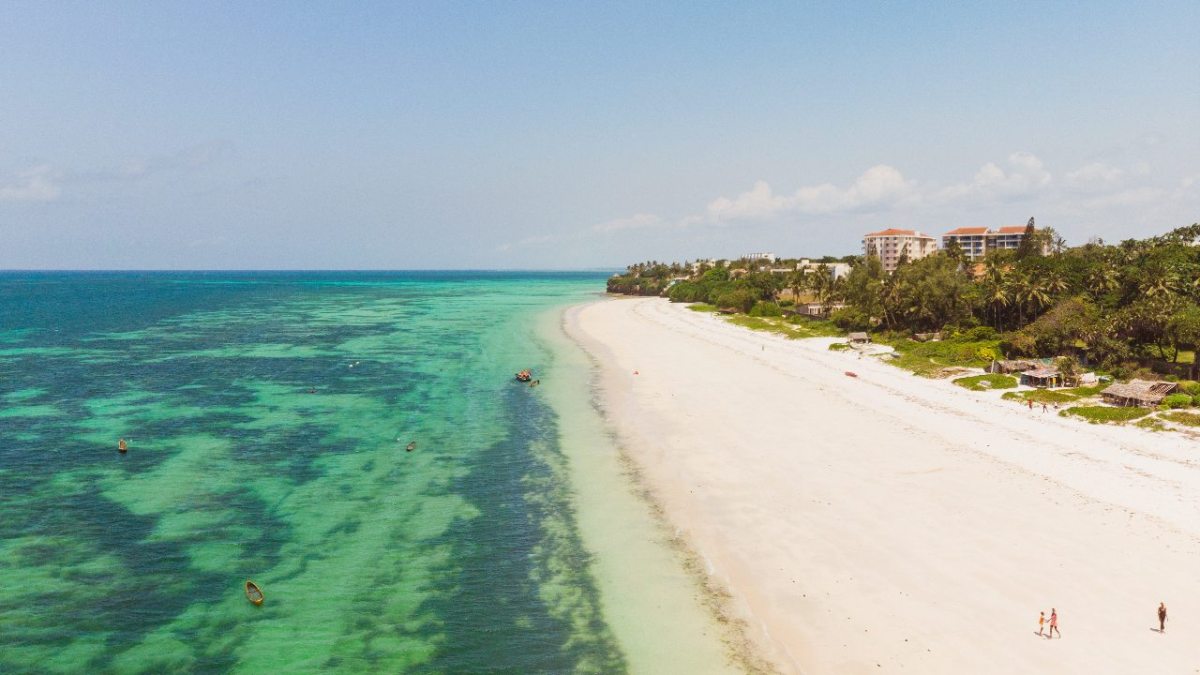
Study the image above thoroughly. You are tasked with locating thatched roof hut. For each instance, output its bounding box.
[991,359,1038,374]
[1100,379,1177,408]
[1020,367,1062,389]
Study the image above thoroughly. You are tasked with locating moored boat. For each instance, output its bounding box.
[244,580,264,606]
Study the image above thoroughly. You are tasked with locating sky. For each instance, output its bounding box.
[1,1,1197,270]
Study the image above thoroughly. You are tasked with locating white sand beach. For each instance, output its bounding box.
[567,297,1200,674]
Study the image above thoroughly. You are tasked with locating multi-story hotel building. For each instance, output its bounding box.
[942,225,1044,261]
[942,227,990,262]
[862,228,938,273]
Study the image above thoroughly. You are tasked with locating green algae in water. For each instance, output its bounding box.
[0,272,627,674]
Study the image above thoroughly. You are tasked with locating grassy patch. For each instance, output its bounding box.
[1161,411,1200,427]
[1002,389,1077,403]
[1135,417,1168,432]
[877,337,1001,377]
[688,303,718,313]
[1000,384,1106,404]
[724,314,841,340]
[1059,405,1150,424]
[829,343,850,351]
[953,374,1018,391]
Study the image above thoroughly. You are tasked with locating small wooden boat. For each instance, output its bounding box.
[405,441,416,452]
[515,370,532,382]
[244,580,264,606]
[844,371,858,378]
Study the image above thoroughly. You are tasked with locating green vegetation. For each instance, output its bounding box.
[1001,383,1107,404]
[828,343,850,351]
[1161,411,1200,427]
[1163,393,1193,409]
[876,333,1001,377]
[1059,406,1151,424]
[725,314,840,340]
[687,303,718,313]
[953,374,1018,391]
[1135,417,1168,432]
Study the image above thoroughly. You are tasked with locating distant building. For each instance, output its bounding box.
[942,227,990,262]
[744,252,776,263]
[862,229,937,273]
[796,259,851,280]
[987,225,1044,254]
[942,225,1048,261]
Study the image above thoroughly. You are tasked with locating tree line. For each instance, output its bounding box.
[607,224,1200,374]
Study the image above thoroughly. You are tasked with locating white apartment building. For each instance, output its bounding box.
[942,225,1044,261]
[862,229,937,273]
[942,227,990,262]
[796,259,851,280]
[743,252,776,263]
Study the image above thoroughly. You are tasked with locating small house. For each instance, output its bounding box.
[1020,367,1063,389]
[1100,379,1177,408]
[991,359,1038,374]
[848,332,871,345]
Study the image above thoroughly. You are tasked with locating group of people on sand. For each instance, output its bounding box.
[1037,603,1169,639]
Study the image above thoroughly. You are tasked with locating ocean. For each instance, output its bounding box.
[0,272,734,674]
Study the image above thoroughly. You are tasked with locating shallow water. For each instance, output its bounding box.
[0,272,644,673]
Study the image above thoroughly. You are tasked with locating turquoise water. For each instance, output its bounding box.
[0,271,636,673]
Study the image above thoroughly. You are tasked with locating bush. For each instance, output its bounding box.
[713,288,756,313]
[1176,380,1200,396]
[961,326,998,342]
[1000,332,1037,357]
[830,307,871,331]
[749,301,782,317]
[829,343,850,351]
[1163,393,1192,409]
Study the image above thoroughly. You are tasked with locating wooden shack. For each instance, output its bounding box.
[1100,379,1177,408]
[1020,367,1063,389]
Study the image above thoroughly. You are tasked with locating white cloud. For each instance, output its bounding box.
[707,164,914,222]
[936,152,1052,203]
[592,213,665,232]
[1064,162,1124,191]
[0,165,61,202]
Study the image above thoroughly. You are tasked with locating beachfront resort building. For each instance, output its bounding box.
[942,227,990,262]
[862,229,937,273]
[796,259,851,280]
[942,225,1047,262]
[743,252,776,263]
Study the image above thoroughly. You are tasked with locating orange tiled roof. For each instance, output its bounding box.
[944,227,988,235]
[864,228,917,237]
[994,225,1030,234]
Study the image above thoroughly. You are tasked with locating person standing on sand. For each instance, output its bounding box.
[1158,602,1167,632]
[1028,399,1034,411]
[1048,608,1060,638]
[1038,610,1046,636]
[1042,403,1048,413]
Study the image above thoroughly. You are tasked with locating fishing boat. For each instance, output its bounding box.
[844,371,858,378]
[515,369,532,382]
[244,580,264,606]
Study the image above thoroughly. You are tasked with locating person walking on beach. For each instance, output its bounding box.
[1028,399,1034,411]
[1038,610,1046,636]
[1042,402,1048,413]
[1048,608,1060,638]
[1158,602,1167,632]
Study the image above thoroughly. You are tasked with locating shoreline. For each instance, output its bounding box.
[538,302,752,674]
[568,295,1200,674]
